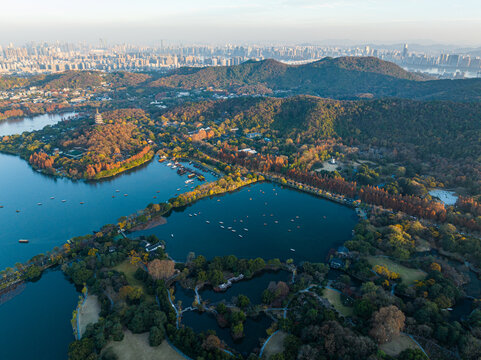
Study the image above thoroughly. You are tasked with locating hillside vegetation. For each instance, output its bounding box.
[151,57,481,101]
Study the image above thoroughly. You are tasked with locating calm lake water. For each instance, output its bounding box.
[0,112,77,136]
[181,311,272,355]
[135,182,357,263]
[0,153,214,268]
[200,270,290,305]
[0,270,78,360]
[174,271,290,307]
[0,112,358,359]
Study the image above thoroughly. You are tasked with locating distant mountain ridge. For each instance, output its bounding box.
[150,56,481,101]
[149,57,425,97]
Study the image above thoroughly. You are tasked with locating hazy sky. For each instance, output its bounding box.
[2,0,480,46]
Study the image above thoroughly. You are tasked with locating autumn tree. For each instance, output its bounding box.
[369,305,405,344]
[147,259,175,280]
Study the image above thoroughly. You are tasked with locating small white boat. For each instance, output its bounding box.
[61,200,66,202]
[290,248,296,252]
[206,221,210,224]
[189,214,193,217]
[232,230,236,233]
[50,197,55,200]
[220,225,225,229]
[219,221,224,224]
[37,203,42,206]
[244,228,248,231]
[228,226,232,230]
[239,235,243,238]
[171,234,174,238]
[124,194,128,196]
[116,190,120,192]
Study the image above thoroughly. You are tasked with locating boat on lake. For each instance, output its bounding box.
[37,203,42,206]
[290,248,296,252]
[61,200,66,202]
[19,239,29,244]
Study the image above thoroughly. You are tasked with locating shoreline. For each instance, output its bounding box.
[130,215,167,232]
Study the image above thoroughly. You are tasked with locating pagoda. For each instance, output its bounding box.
[94,109,104,125]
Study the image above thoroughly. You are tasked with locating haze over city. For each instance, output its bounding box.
[2,1,481,360]
[2,0,481,46]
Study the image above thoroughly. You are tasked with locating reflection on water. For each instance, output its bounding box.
[135,182,357,262]
[0,111,77,136]
[181,310,272,355]
[0,153,214,268]
[0,270,78,360]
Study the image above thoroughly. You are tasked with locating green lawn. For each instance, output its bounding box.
[379,333,422,356]
[102,331,184,360]
[262,331,287,359]
[365,256,426,285]
[322,288,353,316]
[113,260,153,302]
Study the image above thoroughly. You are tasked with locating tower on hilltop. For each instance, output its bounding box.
[94,109,104,125]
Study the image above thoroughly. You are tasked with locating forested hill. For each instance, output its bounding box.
[0,71,153,90]
[151,57,481,102]
[165,95,481,189]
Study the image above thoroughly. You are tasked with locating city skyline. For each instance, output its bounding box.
[2,0,481,46]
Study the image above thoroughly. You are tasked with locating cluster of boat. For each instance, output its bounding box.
[165,161,206,182]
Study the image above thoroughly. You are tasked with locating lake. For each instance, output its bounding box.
[0,270,78,360]
[200,270,291,305]
[181,311,272,356]
[174,270,290,307]
[0,153,214,268]
[134,182,358,263]
[0,112,78,136]
[0,112,358,358]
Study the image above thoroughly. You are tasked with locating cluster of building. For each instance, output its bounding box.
[0,41,480,78]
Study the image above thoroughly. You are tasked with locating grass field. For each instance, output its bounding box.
[379,333,421,356]
[113,260,154,302]
[322,288,353,316]
[78,295,101,338]
[365,256,426,285]
[102,331,184,360]
[262,331,287,359]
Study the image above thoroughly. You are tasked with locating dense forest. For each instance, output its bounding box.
[0,108,154,179]
[0,71,154,91]
[149,57,481,101]
[163,96,481,193]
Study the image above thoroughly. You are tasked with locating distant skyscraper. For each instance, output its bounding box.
[403,44,408,58]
